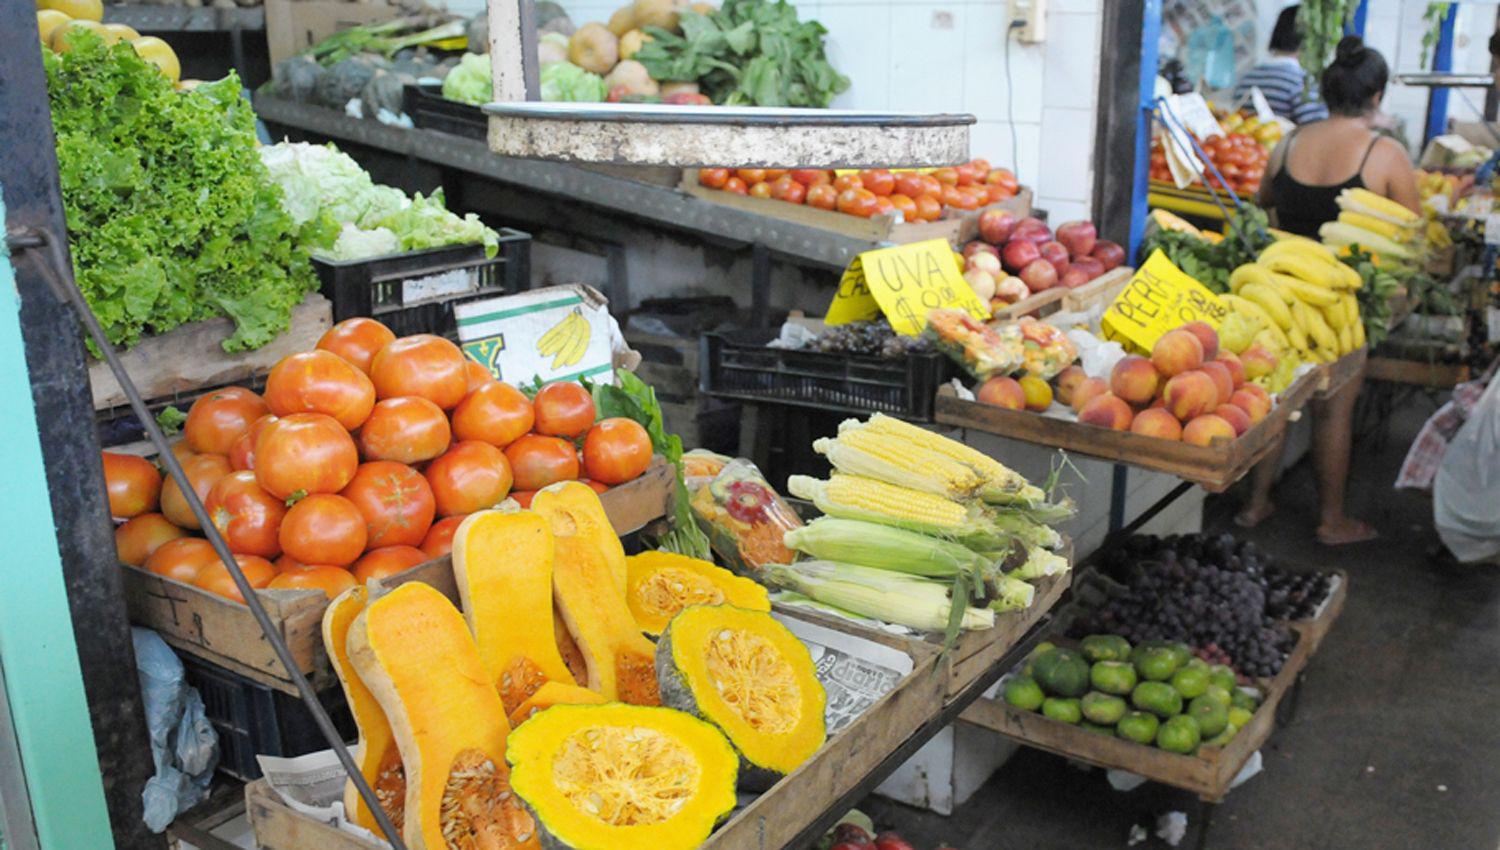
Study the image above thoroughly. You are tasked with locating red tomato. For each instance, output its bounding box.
[463,360,493,394]
[986,168,1019,195]
[504,434,580,491]
[748,181,774,199]
[764,169,788,181]
[985,183,1012,204]
[735,168,767,184]
[369,334,468,410]
[425,441,513,516]
[193,554,276,603]
[940,184,965,209]
[273,554,306,573]
[969,157,992,175]
[103,451,162,518]
[206,471,287,558]
[185,387,270,455]
[507,489,536,508]
[357,396,452,465]
[861,169,895,196]
[722,177,748,195]
[872,195,895,216]
[582,418,652,485]
[420,515,467,559]
[278,493,368,567]
[161,453,232,529]
[341,461,436,549]
[837,187,879,218]
[266,565,356,598]
[770,175,796,200]
[913,194,944,222]
[894,172,927,199]
[264,350,375,431]
[533,382,596,438]
[918,174,944,197]
[779,180,807,205]
[887,193,917,221]
[955,163,980,186]
[254,413,359,501]
[229,414,277,472]
[806,184,838,211]
[698,167,730,189]
[145,537,220,583]
[833,173,863,194]
[790,169,830,186]
[953,186,986,210]
[451,381,534,448]
[932,167,960,185]
[115,513,186,566]
[316,318,396,376]
[351,546,428,583]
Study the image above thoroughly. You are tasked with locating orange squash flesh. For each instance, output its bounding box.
[506,681,608,729]
[322,587,404,833]
[531,481,627,594]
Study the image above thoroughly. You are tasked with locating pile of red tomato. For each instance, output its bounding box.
[696,159,1019,222]
[1148,132,1268,196]
[104,317,655,604]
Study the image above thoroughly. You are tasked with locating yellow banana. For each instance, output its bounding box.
[1261,239,1362,289]
[537,312,574,356]
[1319,300,1346,331]
[550,311,591,369]
[1286,318,1310,353]
[1260,252,1339,288]
[1229,263,1277,294]
[1295,300,1339,353]
[1227,294,1292,348]
[1352,318,1366,349]
[1270,272,1340,306]
[1240,283,1294,329]
[1337,323,1353,355]
[1343,294,1359,328]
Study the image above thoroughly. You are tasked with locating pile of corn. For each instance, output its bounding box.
[1319,187,1422,270]
[765,414,1073,634]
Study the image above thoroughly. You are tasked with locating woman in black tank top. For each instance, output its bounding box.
[1239,36,1420,546]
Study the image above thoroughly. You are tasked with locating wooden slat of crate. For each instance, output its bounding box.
[246,634,946,850]
[960,626,1316,802]
[990,286,1066,322]
[124,460,674,695]
[1059,266,1135,312]
[1282,569,1347,659]
[89,293,332,410]
[1366,356,1468,389]
[934,369,1320,494]
[1315,347,1368,399]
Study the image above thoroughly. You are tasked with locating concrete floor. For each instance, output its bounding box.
[866,398,1500,849]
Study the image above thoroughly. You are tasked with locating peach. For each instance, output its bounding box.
[1130,407,1183,441]
[1214,403,1252,436]
[1199,361,1234,406]
[1163,370,1218,421]
[1077,393,1134,431]
[977,376,1026,410]
[1180,321,1220,361]
[1230,388,1271,424]
[1241,344,1277,380]
[1151,329,1205,378]
[1070,377,1110,413]
[1110,355,1161,406]
[1019,375,1054,411]
[1183,414,1237,447]
[1239,383,1271,405]
[1054,365,1087,406]
[1215,351,1246,388]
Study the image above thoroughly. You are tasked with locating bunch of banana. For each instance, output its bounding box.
[1223,238,1364,367]
[536,308,592,370]
[1319,188,1421,267]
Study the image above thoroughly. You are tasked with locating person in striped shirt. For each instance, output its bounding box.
[1234,5,1329,125]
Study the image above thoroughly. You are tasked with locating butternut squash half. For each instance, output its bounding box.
[347,582,539,850]
[452,510,576,714]
[322,586,404,834]
[624,550,771,636]
[530,481,626,593]
[657,605,826,787]
[506,681,607,730]
[506,703,738,850]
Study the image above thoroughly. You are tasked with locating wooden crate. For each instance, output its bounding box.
[1316,347,1368,399]
[1281,569,1347,659]
[245,624,947,850]
[960,625,1317,802]
[934,369,1322,493]
[1366,356,1468,389]
[89,293,332,411]
[1059,266,1135,313]
[265,0,400,68]
[123,460,675,695]
[679,170,1032,247]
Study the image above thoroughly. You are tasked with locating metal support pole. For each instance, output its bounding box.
[1092,0,1146,249]
[1128,0,1163,261]
[1425,5,1458,150]
[1346,0,1368,37]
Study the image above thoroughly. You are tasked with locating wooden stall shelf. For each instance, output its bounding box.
[1366,356,1468,389]
[1281,569,1348,659]
[1316,347,1369,400]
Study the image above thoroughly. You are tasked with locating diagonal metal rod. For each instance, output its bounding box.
[1150,98,1269,253]
[7,226,409,850]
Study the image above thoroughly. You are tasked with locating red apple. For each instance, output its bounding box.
[1012,217,1052,245]
[1059,268,1091,288]
[1002,239,1041,273]
[995,276,1029,304]
[978,210,1017,245]
[1056,220,1098,257]
[963,240,1000,261]
[1019,259,1059,293]
[1092,239,1126,270]
[1071,256,1105,280]
[967,251,1002,275]
[963,268,998,301]
[1038,241,1071,275]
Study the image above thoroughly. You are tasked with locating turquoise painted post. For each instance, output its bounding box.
[0,192,115,847]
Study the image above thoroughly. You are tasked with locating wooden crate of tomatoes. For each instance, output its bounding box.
[1148,132,1269,198]
[680,159,1031,245]
[106,316,674,693]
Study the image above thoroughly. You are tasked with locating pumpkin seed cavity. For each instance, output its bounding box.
[703,628,800,734]
[636,567,727,617]
[441,749,535,850]
[552,726,701,826]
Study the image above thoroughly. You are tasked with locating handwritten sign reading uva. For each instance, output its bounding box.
[825,239,989,336]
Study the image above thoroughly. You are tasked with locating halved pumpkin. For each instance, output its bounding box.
[657,605,826,787]
[506,703,738,850]
[625,550,771,636]
[322,586,404,834]
[453,510,576,714]
[507,681,607,729]
[347,582,539,850]
[531,481,627,593]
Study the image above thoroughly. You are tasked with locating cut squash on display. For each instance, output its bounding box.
[531,481,628,593]
[347,582,539,850]
[506,703,738,850]
[453,510,577,714]
[624,550,771,635]
[658,605,826,786]
[507,681,608,729]
[322,587,405,834]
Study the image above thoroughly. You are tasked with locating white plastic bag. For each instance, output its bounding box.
[133,629,218,832]
[1434,376,1500,562]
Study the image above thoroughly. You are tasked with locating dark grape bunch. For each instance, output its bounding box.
[1070,533,1329,678]
[805,320,932,360]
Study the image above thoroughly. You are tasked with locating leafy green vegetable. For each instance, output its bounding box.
[442,52,492,106]
[540,61,608,103]
[46,34,317,352]
[155,406,188,436]
[634,0,849,108]
[1296,1,1355,82]
[1340,246,1404,347]
[1139,205,1273,293]
[308,17,467,67]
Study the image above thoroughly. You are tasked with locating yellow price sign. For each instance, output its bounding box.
[825,239,990,335]
[1100,249,1230,351]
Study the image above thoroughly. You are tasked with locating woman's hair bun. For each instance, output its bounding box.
[1335,35,1368,67]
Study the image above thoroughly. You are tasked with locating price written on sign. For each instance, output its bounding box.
[1101,249,1230,352]
[824,238,990,336]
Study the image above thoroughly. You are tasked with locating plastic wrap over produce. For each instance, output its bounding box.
[684,451,802,581]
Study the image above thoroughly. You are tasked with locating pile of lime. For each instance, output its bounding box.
[1003,634,1260,754]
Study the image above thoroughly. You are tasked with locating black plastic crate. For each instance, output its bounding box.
[312,229,531,338]
[404,83,487,140]
[701,329,953,421]
[182,655,354,782]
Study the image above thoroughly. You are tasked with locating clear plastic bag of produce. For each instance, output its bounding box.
[687,456,802,581]
[924,308,1025,379]
[1013,317,1079,380]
